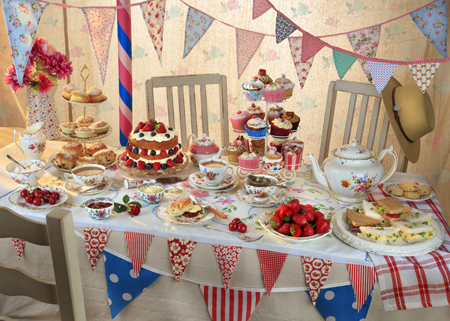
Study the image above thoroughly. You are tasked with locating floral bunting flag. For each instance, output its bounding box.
[124,232,154,278]
[408,62,440,93]
[367,60,398,93]
[11,238,25,260]
[84,227,111,271]
[346,25,381,83]
[2,0,47,85]
[288,37,314,89]
[333,50,357,79]
[275,13,297,44]
[301,32,326,63]
[347,264,377,312]
[302,257,333,305]
[183,7,214,59]
[140,0,165,66]
[81,8,116,85]
[212,244,242,290]
[167,238,196,282]
[252,0,271,20]
[257,249,287,296]
[410,0,447,58]
[236,28,265,79]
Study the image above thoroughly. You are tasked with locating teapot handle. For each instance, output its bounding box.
[187,133,196,145]
[377,147,398,185]
[12,129,24,154]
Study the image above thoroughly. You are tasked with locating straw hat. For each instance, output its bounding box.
[381,77,435,163]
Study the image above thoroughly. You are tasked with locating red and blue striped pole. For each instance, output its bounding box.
[117,0,132,146]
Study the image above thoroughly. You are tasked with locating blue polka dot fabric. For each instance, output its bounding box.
[104,249,161,318]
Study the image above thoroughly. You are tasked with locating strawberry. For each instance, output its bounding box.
[286,199,301,213]
[120,153,127,161]
[175,155,183,163]
[302,225,315,237]
[150,119,157,124]
[314,211,325,220]
[272,209,280,217]
[269,215,283,230]
[277,223,292,235]
[292,214,307,226]
[166,159,175,168]
[315,218,331,234]
[278,205,293,221]
[135,121,145,131]
[140,150,148,156]
[290,224,302,237]
[160,150,168,157]
[155,123,166,133]
[124,159,134,167]
[304,204,314,209]
[126,145,132,152]
[174,146,179,153]
[303,208,316,223]
[153,162,161,170]
[137,161,146,170]
[142,123,154,132]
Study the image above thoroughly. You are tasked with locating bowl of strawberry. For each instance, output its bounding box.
[10,186,68,210]
[259,198,332,242]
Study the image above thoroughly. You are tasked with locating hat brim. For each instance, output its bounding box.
[381,77,420,163]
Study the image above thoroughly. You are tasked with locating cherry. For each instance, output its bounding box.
[25,195,34,204]
[20,189,29,198]
[238,223,247,233]
[51,192,60,200]
[34,190,43,198]
[33,187,41,193]
[232,218,241,224]
[32,197,42,206]
[228,222,238,231]
[48,196,57,205]
[43,194,51,203]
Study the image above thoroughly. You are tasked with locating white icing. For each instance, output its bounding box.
[247,117,266,129]
[131,129,178,142]
[243,78,264,90]
[265,83,283,91]
[130,151,180,165]
[272,118,292,129]
[240,152,257,160]
[263,157,283,164]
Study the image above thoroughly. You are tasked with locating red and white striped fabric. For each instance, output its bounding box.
[367,185,450,311]
[256,249,287,296]
[124,232,154,278]
[213,244,242,290]
[347,264,377,312]
[11,238,25,260]
[199,285,262,321]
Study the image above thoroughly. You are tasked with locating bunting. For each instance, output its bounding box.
[124,232,153,278]
[302,257,333,305]
[275,13,296,44]
[367,60,398,93]
[2,0,47,85]
[167,238,196,282]
[347,264,377,312]
[11,238,25,260]
[333,50,357,79]
[82,8,116,85]
[212,244,242,290]
[236,28,265,79]
[301,32,326,63]
[140,0,165,66]
[408,62,440,93]
[257,249,287,296]
[183,7,214,59]
[288,37,314,89]
[252,0,271,20]
[84,227,111,271]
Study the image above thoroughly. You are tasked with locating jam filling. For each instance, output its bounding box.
[182,209,202,218]
[88,202,112,209]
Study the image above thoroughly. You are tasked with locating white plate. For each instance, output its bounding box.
[332,204,445,256]
[48,152,117,172]
[259,211,332,242]
[383,182,433,202]
[236,187,287,207]
[188,172,236,190]
[65,177,113,195]
[187,179,239,192]
[9,186,69,210]
[157,207,215,225]
[62,96,108,106]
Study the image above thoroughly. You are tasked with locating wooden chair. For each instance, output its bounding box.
[319,80,408,172]
[145,74,229,153]
[0,207,86,321]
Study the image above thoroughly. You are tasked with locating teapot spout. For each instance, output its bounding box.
[215,147,224,159]
[305,153,328,188]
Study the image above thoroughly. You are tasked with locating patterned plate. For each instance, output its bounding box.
[236,187,287,208]
[157,207,215,225]
[57,126,112,141]
[187,179,239,192]
[48,152,117,173]
[9,186,68,210]
[383,182,433,202]
[64,177,113,195]
[188,172,235,190]
[62,96,108,106]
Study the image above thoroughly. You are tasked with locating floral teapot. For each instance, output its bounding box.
[306,138,398,204]
[13,122,47,160]
[188,134,224,166]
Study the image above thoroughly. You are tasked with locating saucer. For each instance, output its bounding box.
[64,177,112,195]
[157,207,215,225]
[9,186,68,210]
[236,187,287,207]
[188,172,235,190]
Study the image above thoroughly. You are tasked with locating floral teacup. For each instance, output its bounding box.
[199,158,234,186]
[244,174,278,203]
[138,182,165,204]
[65,164,105,186]
[6,159,45,187]
[84,197,114,220]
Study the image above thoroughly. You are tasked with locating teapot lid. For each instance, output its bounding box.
[334,138,374,159]
[193,134,215,147]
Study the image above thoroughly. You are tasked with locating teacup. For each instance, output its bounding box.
[64,164,106,186]
[199,158,234,186]
[244,174,278,202]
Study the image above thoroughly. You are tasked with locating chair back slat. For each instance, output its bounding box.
[378,113,390,154]
[146,79,156,120]
[219,75,229,151]
[319,82,337,164]
[342,93,357,145]
[0,207,49,245]
[177,86,188,150]
[166,87,175,128]
[355,95,369,142]
[189,85,198,138]
[199,84,209,136]
[366,97,382,151]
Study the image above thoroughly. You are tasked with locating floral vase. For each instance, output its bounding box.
[26,86,59,140]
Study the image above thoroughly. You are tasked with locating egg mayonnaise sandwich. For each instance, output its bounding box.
[391,221,435,243]
[358,226,401,245]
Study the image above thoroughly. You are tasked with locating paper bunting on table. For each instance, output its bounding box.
[104,249,160,319]
[212,244,242,290]
[301,32,326,63]
[252,0,271,19]
[275,13,297,44]
[2,0,47,86]
[140,0,165,66]
[11,238,25,260]
[84,227,111,271]
[347,25,381,83]
[257,249,287,296]
[124,232,154,278]
[367,60,398,93]
[408,62,440,93]
[333,50,357,79]
[236,28,265,79]
[302,256,333,305]
[347,264,377,312]
[200,285,263,321]
[81,8,116,85]
[167,238,196,282]
[410,0,447,58]
[288,37,314,89]
[183,7,214,59]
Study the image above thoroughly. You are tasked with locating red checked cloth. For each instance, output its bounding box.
[367,185,450,311]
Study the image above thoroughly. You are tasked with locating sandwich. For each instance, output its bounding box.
[362,200,385,221]
[404,211,433,225]
[346,208,382,227]
[373,197,413,223]
[168,197,205,221]
[358,226,401,245]
[391,221,435,243]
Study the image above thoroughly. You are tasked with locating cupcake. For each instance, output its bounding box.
[275,74,295,97]
[281,139,304,171]
[267,105,285,125]
[281,111,300,130]
[263,146,284,174]
[264,83,285,102]
[235,135,250,151]
[241,77,264,101]
[227,141,247,164]
[238,152,260,172]
[245,115,268,138]
[230,110,252,131]
[251,139,266,155]
[255,69,272,85]
[270,138,288,153]
[247,103,265,120]
[270,117,292,137]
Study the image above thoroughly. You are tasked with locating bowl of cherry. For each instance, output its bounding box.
[84,197,114,220]
[19,187,61,207]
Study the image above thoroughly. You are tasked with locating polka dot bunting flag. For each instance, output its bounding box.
[302,256,333,305]
[367,60,398,93]
[301,32,326,63]
[167,238,196,282]
[257,249,287,296]
[11,238,25,260]
[275,13,297,44]
[84,227,111,271]
[212,244,242,290]
[333,49,358,80]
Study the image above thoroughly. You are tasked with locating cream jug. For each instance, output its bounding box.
[13,122,47,160]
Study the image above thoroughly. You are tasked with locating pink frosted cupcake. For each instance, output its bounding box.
[230,110,252,131]
[238,152,260,172]
[264,82,285,102]
[247,103,265,120]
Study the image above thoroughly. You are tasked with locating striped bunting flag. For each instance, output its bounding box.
[199,285,263,321]
[347,264,377,312]
[124,232,154,278]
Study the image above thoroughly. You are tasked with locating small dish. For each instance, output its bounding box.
[84,197,114,220]
[236,187,287,207]
[244,174,278,202]
[65,177,112,195]
[383,182,433,202]
[157,206,215,225]
[9,186,68,210]
[6,159,46,187]
[188,172,235,190]
[187,179,239,192]
[138,182,165,204]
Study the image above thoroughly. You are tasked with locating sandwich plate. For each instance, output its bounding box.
[332,204,445,256]
[383,182,433,202]
[157,206,215,225]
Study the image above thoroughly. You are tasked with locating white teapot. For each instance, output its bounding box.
[306,138,398,204]
[13,122,47,160]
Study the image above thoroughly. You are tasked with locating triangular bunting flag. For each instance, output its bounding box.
[257,249,287,296]
[212,244,242,290]
[183,7,214,59]
[104,249,160,319]
[347,25,381,83]
[81,8,116,85]
[252,0,271,20]
[200,285,263,321]
[275,13,297,43]
[302,256,333,305]
[288,37,314,89]
[167,238,196,282]
[367,60,397,93]
[2,0,47,85]
[347,264,377,312]
[301,32,326,63]
[124,232,154,278]
[333,50,357,79]
[140,0,165,66]
[236,28,265,79]
[84,227,111,271]
[408,62,440,93]
[410,0,447,58]
[11,238,25,260]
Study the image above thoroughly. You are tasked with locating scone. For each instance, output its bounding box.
[417,185,431,196]
[87,86,105,103]
[387,186,404,197]
[53,153,77,169]
[168,197,205,221]
[62,84,79,100]
[60,122,79,135]
[70,90,89,103]
[93,149,116,165]
[75,127,95,138]
[76,115,95,127]
[404,191,421,200]
[76,156,98,167]
[398,181,417,192]
[62,142,84,157]
[86,142,108,156]
[89,121,109,134]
